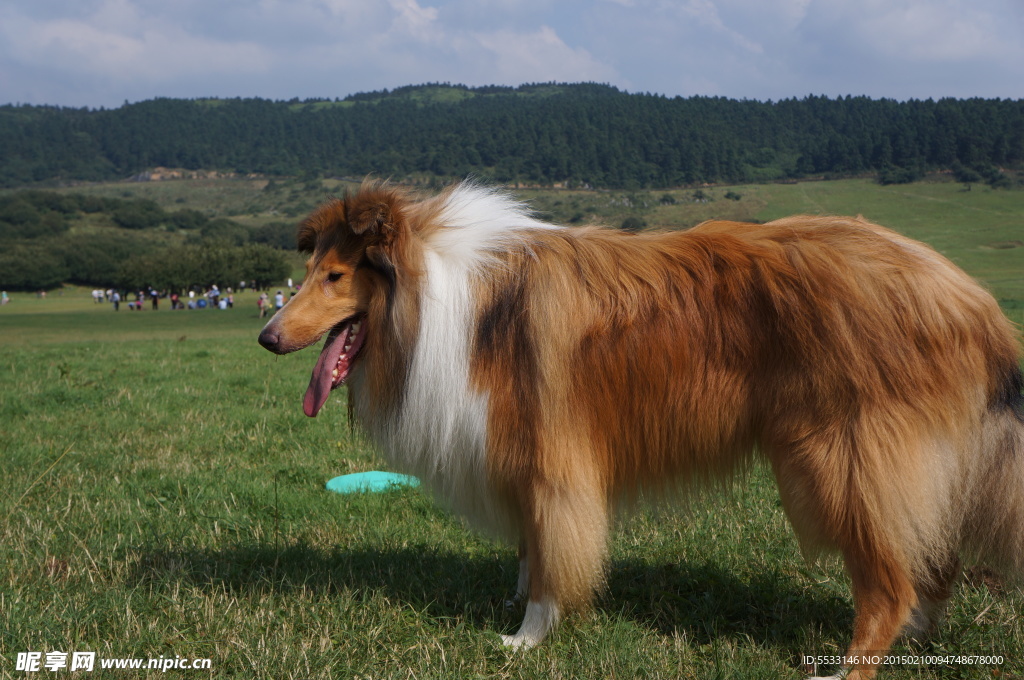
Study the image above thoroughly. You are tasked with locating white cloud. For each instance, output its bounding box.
[472,25,617,84]
[316,0,383,18]
[677,0,763,54]
[0,2,269,84]
[848,1,1015,62]
[775,0,1024,98]
[389,0,441,42]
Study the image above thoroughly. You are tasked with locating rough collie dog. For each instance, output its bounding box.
[258,181,1023,679]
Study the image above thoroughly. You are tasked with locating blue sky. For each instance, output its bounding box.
[1,0,1021,108]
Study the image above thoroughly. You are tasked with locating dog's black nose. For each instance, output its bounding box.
[258,328,281,352]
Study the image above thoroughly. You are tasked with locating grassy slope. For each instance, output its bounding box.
[2,179,1022,679]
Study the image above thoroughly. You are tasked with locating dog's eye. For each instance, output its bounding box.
[327,272,343,283]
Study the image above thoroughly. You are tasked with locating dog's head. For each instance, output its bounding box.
[258,183,419,417]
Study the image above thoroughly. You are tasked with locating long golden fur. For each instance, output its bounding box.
[259,181,1024,679]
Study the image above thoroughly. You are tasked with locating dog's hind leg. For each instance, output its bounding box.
[501,474,609,650]
[809,540,918,680]
[769,441,919,679]
[906,555,960,638]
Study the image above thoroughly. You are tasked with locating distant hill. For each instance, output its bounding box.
[1,83,1022,189]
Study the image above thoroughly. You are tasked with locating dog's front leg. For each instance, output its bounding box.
[505,539,531,610]
[500,475,608,650]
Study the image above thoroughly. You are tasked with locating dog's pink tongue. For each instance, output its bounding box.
[303,329,346,418]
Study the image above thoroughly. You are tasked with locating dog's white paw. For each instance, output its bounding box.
[499,632,541,650]
[499,598,560,651]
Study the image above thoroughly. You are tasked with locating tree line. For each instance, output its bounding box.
[1,83,1022,189]
[0,190,290,292]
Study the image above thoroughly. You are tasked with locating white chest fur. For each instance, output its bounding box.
[352,249,515,536]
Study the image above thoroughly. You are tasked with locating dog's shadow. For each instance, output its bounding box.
[129,540,851,647]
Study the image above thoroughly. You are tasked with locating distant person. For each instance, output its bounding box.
[150,288,159,310]
[274,290,284,311]
[111,291,120,311]
[1,290,9,305]
[258,293,268,318]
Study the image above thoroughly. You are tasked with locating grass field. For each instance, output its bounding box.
[2,179,1023,679]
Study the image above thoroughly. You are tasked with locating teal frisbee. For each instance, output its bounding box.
[326,471,420,494]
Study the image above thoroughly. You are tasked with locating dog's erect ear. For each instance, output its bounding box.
[347,190,404,241]
[296,199,345,253]
[349,202,392,236]
[297,215,321,253]
[345,186,407,288]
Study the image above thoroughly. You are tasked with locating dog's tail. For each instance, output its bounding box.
[963,365,1024,577]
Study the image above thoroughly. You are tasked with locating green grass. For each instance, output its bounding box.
[2,180,1024,679]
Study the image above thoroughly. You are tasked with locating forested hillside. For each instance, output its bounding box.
[2,83,1022,188]
[0,189,290,291]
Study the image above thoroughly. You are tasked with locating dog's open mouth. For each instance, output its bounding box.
[303,314,368,418]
